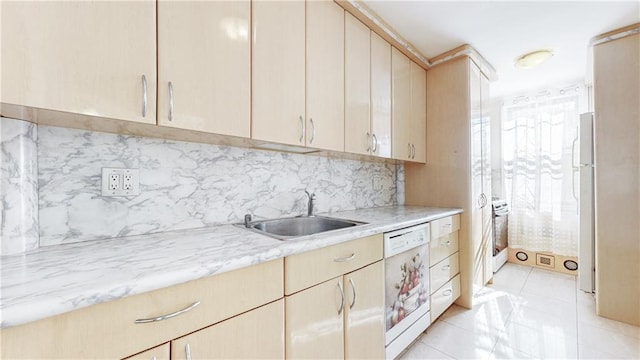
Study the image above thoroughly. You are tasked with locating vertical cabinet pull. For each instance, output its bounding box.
[337,281,345,315]
[168,82,174,122]
[185,343,192,360]
[412,144,416,159]
[309,118,315,144]
[408,143,412,159]
[299,116,305,143]
[372,134,378,154]
[348,278,356,309]
[366,132,371,152]
[141,75,147,118]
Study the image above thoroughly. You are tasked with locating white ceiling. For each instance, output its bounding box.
[363,1,640,99]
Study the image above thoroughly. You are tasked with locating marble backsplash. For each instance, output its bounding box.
[38,126,404,246]
[1,118,39,255]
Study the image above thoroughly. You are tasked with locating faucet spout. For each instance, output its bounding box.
[304,190,317,217]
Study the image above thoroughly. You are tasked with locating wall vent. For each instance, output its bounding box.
[536,253,555,268]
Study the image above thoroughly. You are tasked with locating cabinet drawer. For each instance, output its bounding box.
[430,215,460,239]
[1,259,283,359]
[430,274,461,322]
[429,231,459,265]
[285,234,383,295]
[429,253,459,294]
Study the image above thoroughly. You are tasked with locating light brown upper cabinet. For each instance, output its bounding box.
[345,14,392,158]
[392,48,426,163]
[157,1,250,137]
[370,32,393,158]
[306,0,345,152]
[410,62,427,163]
[252,0,345,152]
[251,0,306,146]
[345,13,371,156]
[1,1,156,124]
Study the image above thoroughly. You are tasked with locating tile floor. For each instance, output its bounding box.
[400,263,640,359]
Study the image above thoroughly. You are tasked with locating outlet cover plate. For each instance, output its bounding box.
[101,168,140,196]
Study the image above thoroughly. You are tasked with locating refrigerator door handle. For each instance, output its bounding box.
[571,133,579,169]
[571,134,579,205]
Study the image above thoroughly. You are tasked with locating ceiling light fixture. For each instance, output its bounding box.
[515,50,554,69]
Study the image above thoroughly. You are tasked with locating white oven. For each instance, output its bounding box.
[384,223,431,359]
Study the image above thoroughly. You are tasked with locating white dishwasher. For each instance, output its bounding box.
[384,223,431,359]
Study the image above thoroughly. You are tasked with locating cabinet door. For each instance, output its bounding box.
[157,1,250,137]
[285,278,344,359]
[1,1,156,124]
[344,13,371,156]
[124,343,169,360]
[469,60,485,289]
[410,62,427,163]
[344,261,385,360]
[391,48,412,161]
[370,32,392,159]
[171,300,284,360]
[252,0,306,146]
[306,0,345,151]
[480,72,493,284]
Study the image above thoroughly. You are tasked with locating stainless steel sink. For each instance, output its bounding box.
[241,215,367,240]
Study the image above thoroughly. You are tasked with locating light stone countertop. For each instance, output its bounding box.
[0,205,462,328]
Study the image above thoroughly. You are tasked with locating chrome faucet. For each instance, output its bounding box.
[304,190,316,216]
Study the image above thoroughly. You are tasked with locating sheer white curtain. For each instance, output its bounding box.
[502,89,580,257]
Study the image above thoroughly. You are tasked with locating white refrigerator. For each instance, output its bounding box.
[578,112,595,293]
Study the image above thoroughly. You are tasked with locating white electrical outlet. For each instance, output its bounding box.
[109,173,120,190]
[102,168,140,196]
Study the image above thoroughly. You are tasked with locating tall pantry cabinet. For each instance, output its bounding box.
[592,28,640,326]
[405,56,492,308]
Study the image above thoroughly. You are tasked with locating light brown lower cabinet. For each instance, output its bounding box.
[344,261,385,359]
[171,299,284,360]
[285,261,385,359]
[0,259,283,359]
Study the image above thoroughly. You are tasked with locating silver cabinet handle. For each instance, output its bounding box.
[299,115,305,143]
[134,301,200,324]
[442,289,452,297]
[412,144,416,159]
[408,143,412,159]
[168,81,174,122]
[334,253,356,262]
[348,278,356,309]
[372,133,378,154]
[337,281,345,315]
[477,194,484,208]
[185,343,192,360]
[441,265,451,271]
[309,118,315,144]
[141,75,147,118]
[366,132,371,153]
